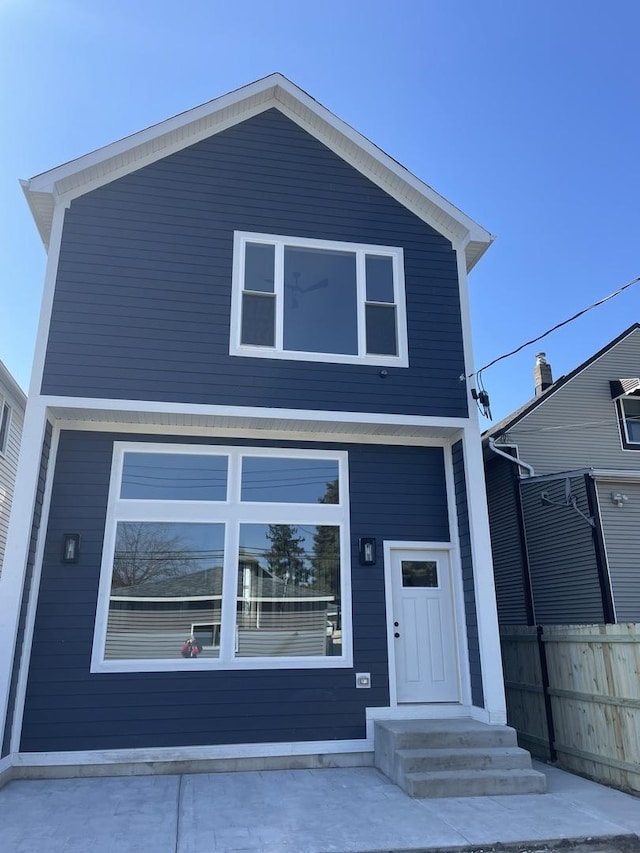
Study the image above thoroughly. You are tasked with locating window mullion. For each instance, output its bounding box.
[274,241,284,351]
[219,520,239,663]
[356,249,367,357]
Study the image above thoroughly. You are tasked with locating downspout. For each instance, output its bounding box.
[487,437,535,478]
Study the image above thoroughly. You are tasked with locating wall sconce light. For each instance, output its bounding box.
[358,537,376,566]
[610,492,628,508]
[62,534,80,564]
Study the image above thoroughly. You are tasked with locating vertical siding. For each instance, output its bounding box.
[596,479,640,621]
[2,421,52,758]
[503,329,640,475]
[485,456,530,624]
[0,387,25,576]
[42,109,467,418]
[452,440,484,707]
[520,476,604,623]
[21,431,450,753]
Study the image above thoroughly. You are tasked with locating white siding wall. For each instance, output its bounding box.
[503,330,640,475]
[0,372,26,576]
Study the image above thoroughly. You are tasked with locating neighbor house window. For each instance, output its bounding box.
[92,443,351,673]
[0,401,11,455]
[230,232,408,367]
[619,396,640,447]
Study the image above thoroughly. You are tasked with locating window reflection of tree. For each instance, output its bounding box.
[112,522,216,590]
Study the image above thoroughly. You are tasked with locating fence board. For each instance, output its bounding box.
[501,623,640,793]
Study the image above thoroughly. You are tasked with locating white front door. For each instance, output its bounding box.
[390,548,460,703]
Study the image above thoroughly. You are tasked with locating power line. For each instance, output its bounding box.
[471,275,640,381]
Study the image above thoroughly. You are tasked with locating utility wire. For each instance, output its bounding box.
[470,275,640,381]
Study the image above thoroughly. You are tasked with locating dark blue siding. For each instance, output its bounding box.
[452,439,484,708]
[2,422,52,757]
[42,109,467,417]
[21,430,450,752]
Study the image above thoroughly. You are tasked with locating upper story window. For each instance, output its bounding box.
[230,232,408,367]
[619,396,640,448]
[0,401,11,456]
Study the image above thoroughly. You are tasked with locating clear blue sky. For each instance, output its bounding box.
[1,0,638,422]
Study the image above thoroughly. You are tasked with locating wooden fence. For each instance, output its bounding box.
[500,623,640,793]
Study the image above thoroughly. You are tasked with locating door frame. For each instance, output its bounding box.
[383,540,471,708]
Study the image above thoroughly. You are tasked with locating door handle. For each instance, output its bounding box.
[394,621,399,627]
[394,632,400,638]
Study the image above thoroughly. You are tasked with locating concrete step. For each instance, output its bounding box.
[375,718,519,751]
[403,767,548,799]
[396,745,533,773]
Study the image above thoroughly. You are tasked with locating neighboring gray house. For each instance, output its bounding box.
[484,323,640,626]
[0,362,26,576]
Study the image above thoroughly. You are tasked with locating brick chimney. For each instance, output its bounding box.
[534,352,553,396]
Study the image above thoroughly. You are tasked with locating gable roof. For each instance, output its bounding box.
[21,73,493,272]
[484,322,640,441]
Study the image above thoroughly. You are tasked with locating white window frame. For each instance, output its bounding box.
[0,398,11,457]
[618,396,640,449]
[229,231,409,367]
[91,442,352,673]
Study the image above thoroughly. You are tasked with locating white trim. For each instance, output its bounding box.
[459,429,507,724]
[13,737,372,768]
[91,443,352,673]
[0,362,26,410]
[9,424,60,753]
[41,395,471,429]
[0,400,49,747]
[53,419,461,447]
[382,539,462,708]
[230,231,408,367]
[23,74,493,266]
[0,400,12,457]
[29,203,67,399]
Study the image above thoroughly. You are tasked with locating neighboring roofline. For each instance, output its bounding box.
[21,72,494,271]
[483,322,640,442]
[0,360,27,409]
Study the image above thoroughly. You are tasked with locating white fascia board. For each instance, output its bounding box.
[0,362,26,410]
[22,73,493,268]
[40,395,471,430]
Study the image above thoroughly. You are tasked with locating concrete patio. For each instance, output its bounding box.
[0,760,638,853]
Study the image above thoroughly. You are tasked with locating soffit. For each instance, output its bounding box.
[47,405,465,443]
[22,74,493,271]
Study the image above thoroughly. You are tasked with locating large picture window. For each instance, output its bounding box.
[92,444,351,672]
[230,232,408,367]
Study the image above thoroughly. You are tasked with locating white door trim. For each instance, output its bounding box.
[383,540,465,707]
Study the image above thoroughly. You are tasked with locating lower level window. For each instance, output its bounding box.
[92,444,350,672]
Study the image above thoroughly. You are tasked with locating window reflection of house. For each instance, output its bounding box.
[107,550,336,660]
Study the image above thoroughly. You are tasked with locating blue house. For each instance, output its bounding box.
[0,75,538,791]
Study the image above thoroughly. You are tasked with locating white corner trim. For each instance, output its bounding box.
[10,425,61,753]
[459,429,507,720]
[13,737,372,768]
[0,400,50,746]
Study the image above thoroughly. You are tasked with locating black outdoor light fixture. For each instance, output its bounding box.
[358,537,376,566]
[62,533,81,564]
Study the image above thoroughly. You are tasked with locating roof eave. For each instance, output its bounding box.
[22,72,494,270]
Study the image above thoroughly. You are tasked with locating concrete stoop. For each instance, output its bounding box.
[374,717,547,798]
